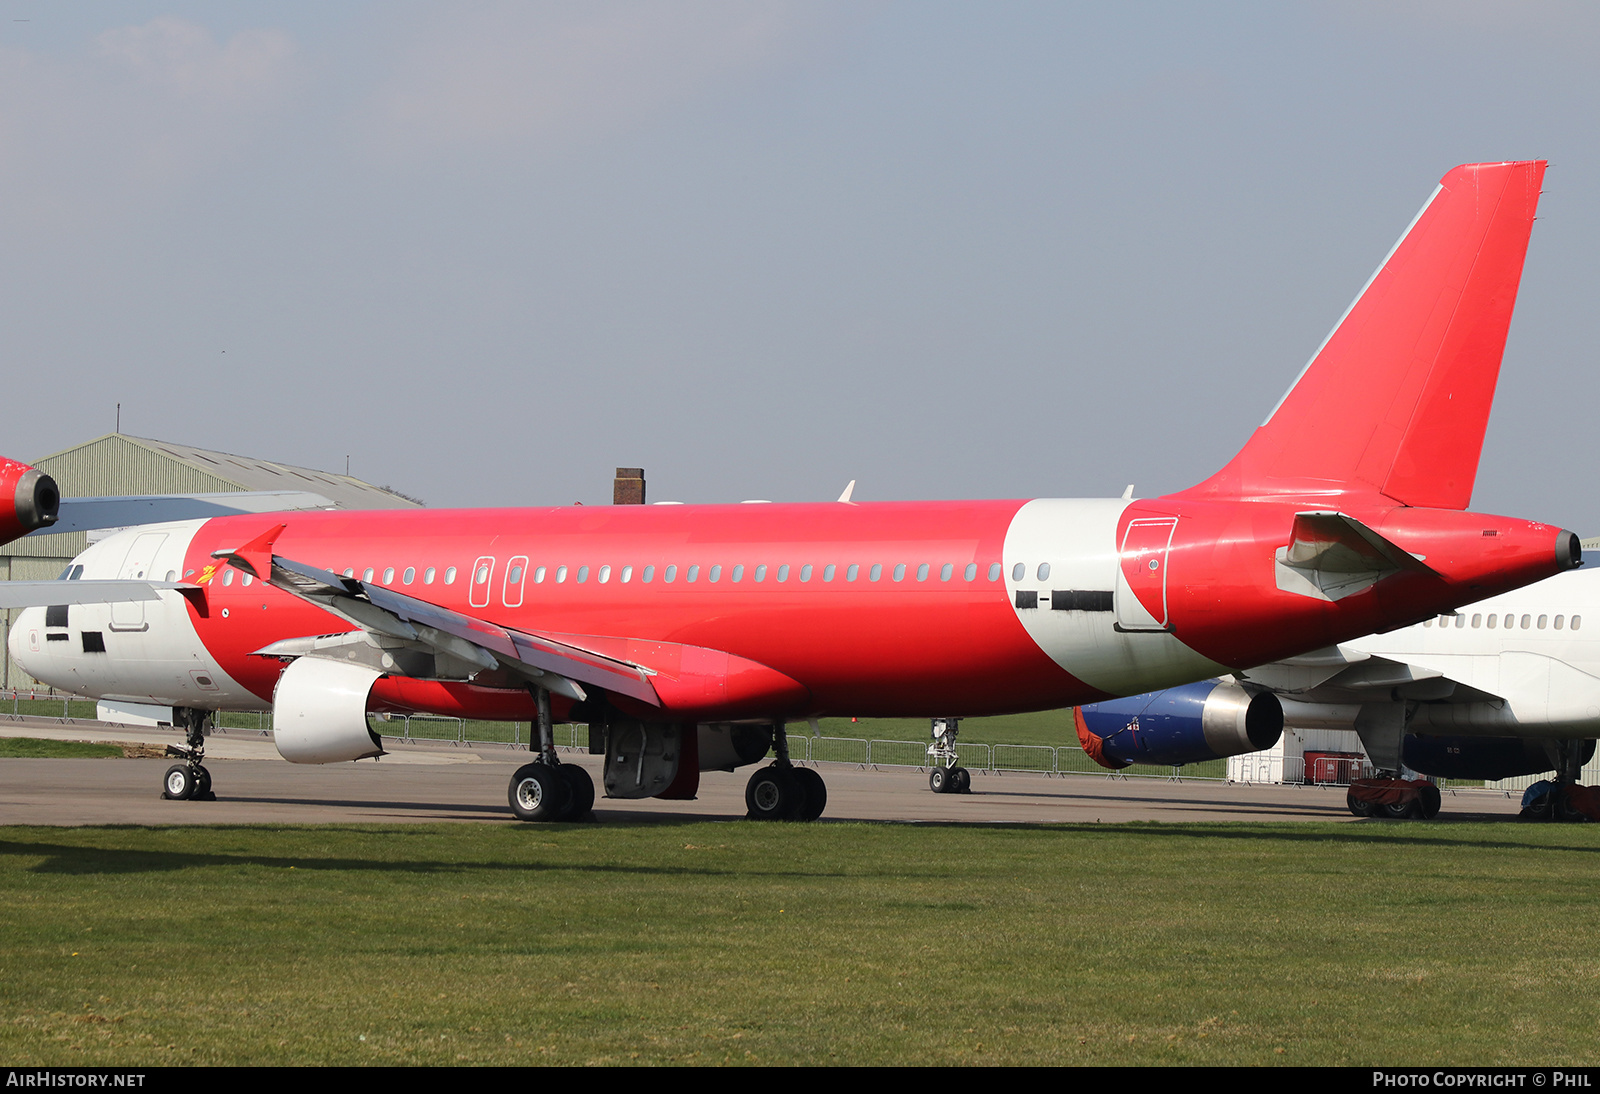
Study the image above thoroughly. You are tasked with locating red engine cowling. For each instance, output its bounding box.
[0,459,59,546]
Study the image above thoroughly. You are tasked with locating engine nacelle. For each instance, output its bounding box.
[272,656,386,763]
[697,723,774,772]
[1074,681,1284,769]
[1402,734,1597,781]
[0,460,59,546]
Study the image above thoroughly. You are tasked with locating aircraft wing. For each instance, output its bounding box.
[0,580,197,609]
[213,525,660,706]
[46,491,338,536]
[1236,643,1495,703]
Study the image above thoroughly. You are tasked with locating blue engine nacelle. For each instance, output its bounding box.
[1402,735,1596,781]
[1074,681,1284,769]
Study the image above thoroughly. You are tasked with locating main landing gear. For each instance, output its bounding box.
[1346,776,1440,819]
[926,717,972,795]
[161,707,216,802]
[507,685,595,822]
[1519,741,1600,822]
[744,721,827,821]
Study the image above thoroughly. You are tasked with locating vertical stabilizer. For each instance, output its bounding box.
[1184,161,1545,508]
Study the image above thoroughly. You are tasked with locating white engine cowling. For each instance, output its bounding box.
[272,656,385,764]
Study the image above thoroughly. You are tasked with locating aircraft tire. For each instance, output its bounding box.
[559,764,595,821]
[745,766,802,821]
[509,762,570,822]
[1382,800,1417,820]
[1418,784,1441,820]
[951,766,972,794]
[1345,791,1373,818]
[162,764,195,801]
[929,767,950,794]
[792,766,827,822]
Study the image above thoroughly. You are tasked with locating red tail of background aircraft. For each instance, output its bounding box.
[8,161,1578,822]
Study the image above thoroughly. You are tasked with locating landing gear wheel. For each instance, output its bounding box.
[508,762,570,822]
[162,764,196,801]
[951,766,972,794]
[1418,783,1441,820]
[190,765,216,802]
[791,766,827,822]
[558,764,595,821]
[929,767,951,794]
[1382,800,1417,820]
[746,765,802,821]
[1555,788,1588,823]
[1346,791,1373,818]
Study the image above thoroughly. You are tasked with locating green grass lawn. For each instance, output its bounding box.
[1,821,1596,1066]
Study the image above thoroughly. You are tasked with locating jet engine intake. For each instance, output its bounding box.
[1074,681,1283,769]
[697,723,774,772]
[272,656,385,764]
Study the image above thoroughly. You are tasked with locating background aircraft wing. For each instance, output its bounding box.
[46,491,338,536]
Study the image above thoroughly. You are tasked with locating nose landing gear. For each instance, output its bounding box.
[927,717,972,794]
[161,707,216,802]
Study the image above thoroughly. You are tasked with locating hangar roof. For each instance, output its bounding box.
[35,433,422,511]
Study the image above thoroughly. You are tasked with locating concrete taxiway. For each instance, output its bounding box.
[0,717,1526,825]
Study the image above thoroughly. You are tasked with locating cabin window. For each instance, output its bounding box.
[1038,562,1051,580]
[1538,615,1548,629]
[344,568,355,578]
[383,567,395,585]
[1521,614,1532,629]
[964,563,977,581]
[989,563,1002,582]
[642,565,654,583]
[1555,615,1565,630]
[824,564,836,582]
[445,567,457,585]
[777,564,789,582]
[425,567,436,584]
[870,564,882,582]
[223,570,234,586]
[1471,614,1481,628]
[403,567,415,585]
[1455,616,1465,628]
[509,565,524,584]
[556,566,568,584]
[1423,618,1432,628]
[753,564,766,582]
[915,563,928,581]
[533,567,545,584]
[709,565,721,583]
[1574,616,1583,630]
[241,574,253,587]
[475,564,490,585]
[687,565,699,583]
[621,566,633,583]
[1012,563,1025,581]
[847,564,859,581]
[1486,614,1496,628]
[893,564,906,582]
[800,564,813,582]
[731,565,743,582]
[664,565,677,583]
[941,563,953,582]
[577,566,589,583]
[598,565,611,584]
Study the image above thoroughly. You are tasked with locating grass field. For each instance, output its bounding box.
[0,738,124,759]
[1,821,1596,1066]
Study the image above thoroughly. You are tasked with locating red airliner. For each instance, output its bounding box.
[9,161,1579,823]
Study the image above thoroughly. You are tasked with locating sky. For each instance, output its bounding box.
[2,2,1598,530]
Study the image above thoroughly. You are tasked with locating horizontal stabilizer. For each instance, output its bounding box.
[1275,511,1434,602]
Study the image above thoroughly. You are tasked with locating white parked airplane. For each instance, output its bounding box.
[1072,567,1600,820]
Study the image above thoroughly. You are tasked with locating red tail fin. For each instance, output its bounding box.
[1184,161,1545,508]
